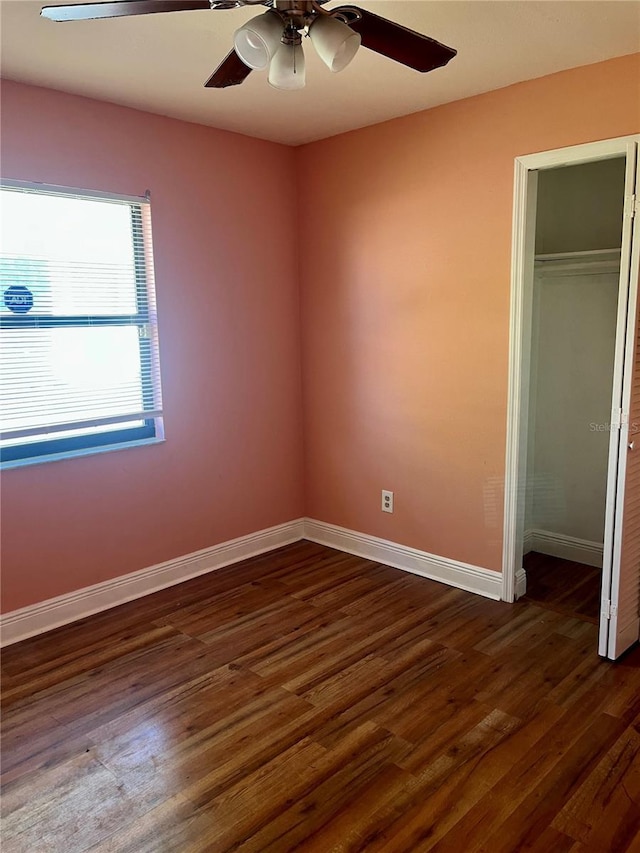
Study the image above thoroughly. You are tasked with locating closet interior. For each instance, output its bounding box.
[522,157,627,621]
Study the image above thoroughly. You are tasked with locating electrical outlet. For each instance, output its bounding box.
[381,490,394,513]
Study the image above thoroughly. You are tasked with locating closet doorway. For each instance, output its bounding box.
[503,136,640,660]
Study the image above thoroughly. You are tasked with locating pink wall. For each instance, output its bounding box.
[297,54,640,573]
[0,80,304,612]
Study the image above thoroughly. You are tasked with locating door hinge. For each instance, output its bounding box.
[611,408,629,429]
[624,193,637,219]
[602,600,618,620]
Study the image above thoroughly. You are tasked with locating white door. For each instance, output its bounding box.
[599,142,640,659]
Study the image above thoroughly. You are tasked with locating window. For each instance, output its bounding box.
[0,181,164,467]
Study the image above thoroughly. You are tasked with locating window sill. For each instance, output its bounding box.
[0,437,165,471]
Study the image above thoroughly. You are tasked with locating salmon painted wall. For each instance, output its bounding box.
[0,80,303,612]
[297,54,640,573]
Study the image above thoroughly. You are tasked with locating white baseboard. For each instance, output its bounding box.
[515,567,527,599]
[523,528,533,555]
[525,528,603,568]
[1,517,506,647]
[0,519,305,647]
[304,519,502,601]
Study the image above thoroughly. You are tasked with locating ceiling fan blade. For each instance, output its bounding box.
[205,50,252,88]
[41,1,212,22]
[335,6,456,73]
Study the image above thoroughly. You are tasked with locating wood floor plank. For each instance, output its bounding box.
[5,632,231,736]
[552,714,640,847]
[184,723,388,844]
[85,793,211,853]
[0,707,92,787]
[420,709,627,852]
[1,750,175,853]
[2,540,640,852]
[1,624,180,703]
[298,708,521,853]
[474,714,630,853]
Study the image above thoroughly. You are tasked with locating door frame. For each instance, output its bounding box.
[501,135,640,622]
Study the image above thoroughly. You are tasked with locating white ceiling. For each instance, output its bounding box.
[1,0,639,145]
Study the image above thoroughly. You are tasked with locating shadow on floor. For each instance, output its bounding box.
[522,551,601,623]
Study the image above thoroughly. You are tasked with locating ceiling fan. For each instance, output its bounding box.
[40,0,457,91]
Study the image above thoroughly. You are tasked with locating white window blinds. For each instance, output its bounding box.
[0,181,164,465]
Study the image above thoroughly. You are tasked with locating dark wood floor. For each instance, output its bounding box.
[2,541,640,852]
[522,551,603,623]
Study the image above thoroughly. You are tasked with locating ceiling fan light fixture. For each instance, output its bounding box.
[268,42,306,90]
[39,1,457,91]
[309,14,361,73]
[233,10,283,70]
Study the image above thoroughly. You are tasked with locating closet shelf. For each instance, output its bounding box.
[535,248,621,262]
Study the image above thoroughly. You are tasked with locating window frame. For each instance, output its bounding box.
[0,180,164,468]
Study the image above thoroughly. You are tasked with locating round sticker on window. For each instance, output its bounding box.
[3,285,34,314]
